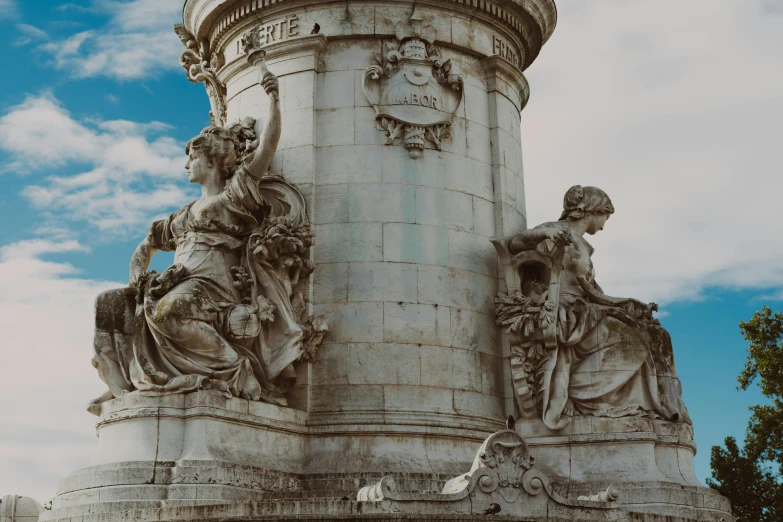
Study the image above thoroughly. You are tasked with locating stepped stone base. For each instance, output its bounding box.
[41,392,733,522]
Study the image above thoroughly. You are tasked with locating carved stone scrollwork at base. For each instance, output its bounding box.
[363,9,463,159]
[357,429,620,518]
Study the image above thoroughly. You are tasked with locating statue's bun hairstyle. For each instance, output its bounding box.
[186,126,239,180]
[559,185,615,221]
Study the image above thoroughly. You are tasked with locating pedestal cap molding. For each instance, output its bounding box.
[183,0,557,72]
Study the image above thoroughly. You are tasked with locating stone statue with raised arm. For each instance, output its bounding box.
[493,185,690,430]
[88,45,327,415]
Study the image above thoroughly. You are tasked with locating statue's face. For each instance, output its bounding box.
[586,213,610,235]
[185,149,215,185]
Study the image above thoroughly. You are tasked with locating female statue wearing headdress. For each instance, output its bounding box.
[502,186,690,430]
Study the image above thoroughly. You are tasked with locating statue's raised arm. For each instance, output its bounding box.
[241,31,282,179]
[241,72,281,178]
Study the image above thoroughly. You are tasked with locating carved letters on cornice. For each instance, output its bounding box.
[362,9,464,159]
[174,24,228,127]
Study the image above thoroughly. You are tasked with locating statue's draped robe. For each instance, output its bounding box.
[531,223,690,430]
[130,168,305,403]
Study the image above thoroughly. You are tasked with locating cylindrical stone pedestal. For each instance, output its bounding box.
[181,0,554,476]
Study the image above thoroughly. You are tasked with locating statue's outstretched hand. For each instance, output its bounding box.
[262,72,279,102]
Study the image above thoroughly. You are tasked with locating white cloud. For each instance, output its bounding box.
[41,0,183,80]
[14,23,49,46]
[0,0,17,19]
[521,0,783,304]
[0,239,121,502]
[0,93,193,232]
[107,0,181,31]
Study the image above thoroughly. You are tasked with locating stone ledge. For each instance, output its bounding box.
[56,461,304,496]
[41,499,713,522]
[516,416,694,440]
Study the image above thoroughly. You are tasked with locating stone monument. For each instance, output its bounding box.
[15,1,734,521]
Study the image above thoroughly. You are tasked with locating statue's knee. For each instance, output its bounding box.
[148,293,195,326]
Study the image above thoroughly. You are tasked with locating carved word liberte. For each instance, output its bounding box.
[237,15,300,53]
[389,93,440,110]
[493,35,520,68]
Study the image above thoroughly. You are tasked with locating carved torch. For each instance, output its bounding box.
[241,27,278,102]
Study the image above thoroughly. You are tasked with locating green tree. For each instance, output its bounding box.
[707,307,783,521]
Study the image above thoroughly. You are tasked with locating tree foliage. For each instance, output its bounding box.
[708,307,783,521]
[707,437,781,521]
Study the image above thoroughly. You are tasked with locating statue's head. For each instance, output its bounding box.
[185,126,238,185]
[559,185,615,235]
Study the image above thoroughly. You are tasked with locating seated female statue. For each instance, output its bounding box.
[90,71,320,412]
[506,185,690,430]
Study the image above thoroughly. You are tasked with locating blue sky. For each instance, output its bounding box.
[0,0,781,503]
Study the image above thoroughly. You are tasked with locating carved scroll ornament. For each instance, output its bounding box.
[357,429,619,517]
[174,24,227,127]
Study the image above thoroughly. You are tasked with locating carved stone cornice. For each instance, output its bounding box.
[482,55,531,111]
[182,0,557,72]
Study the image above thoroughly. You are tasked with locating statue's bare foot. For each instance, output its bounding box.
[564,399,575,417]
[87,389,115,416]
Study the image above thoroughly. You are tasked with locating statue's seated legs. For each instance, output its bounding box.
[549,317,660,424]
[147,281,244,367]
[141,280,265,401]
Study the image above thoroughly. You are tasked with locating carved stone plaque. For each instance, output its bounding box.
[363,9,463,158]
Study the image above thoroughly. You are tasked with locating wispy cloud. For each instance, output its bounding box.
[522,0,783,305]
[0,93,193,232]
[57,3,99,13]
[41,0,183,80]
[0,0,17,20]
[14,23,48,46]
